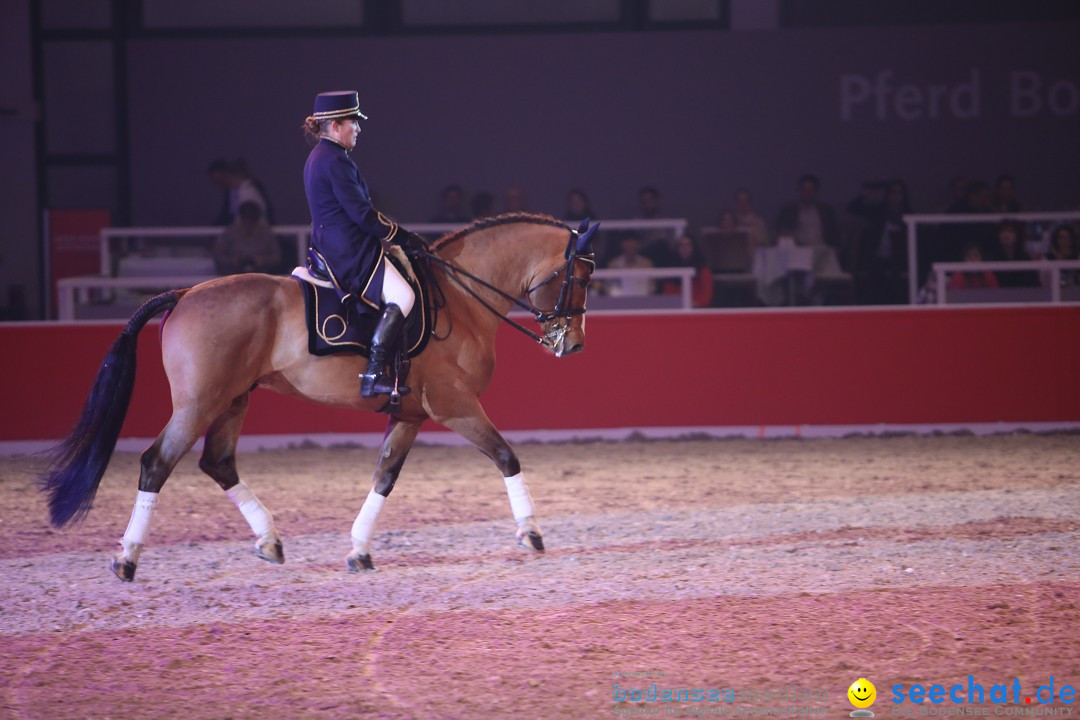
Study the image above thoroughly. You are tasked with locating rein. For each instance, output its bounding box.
[417,226,595,349]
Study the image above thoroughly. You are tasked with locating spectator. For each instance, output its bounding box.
[504,186,528,214]
[948,243,998,290]
[209,157,274,226]
[636,186,673,268]
[962,180,994,213]
[848,179,910,305]
[775,174,843,252]
[775,174,844,286]
[208,158,232,225]
[942,175,968,212]
[662,234,713,308]
[1048,224,1078,261]
[718,210,737,232]
[565,188,594,222]
[471,191,497,219]
[993,174,1024,213]
[214,201,282,275]
[605,233,655,296]
[939,180,993,274]
[1045,224,1080,288]
[638,186,661,219]
[733,189,768,250]
[987,220,1039,287]
[430,184,471,224]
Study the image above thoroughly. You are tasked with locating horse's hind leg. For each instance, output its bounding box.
[198,393,284,565]
[346,417,422,573]
[436,404,544,553]
[112,411,203,582]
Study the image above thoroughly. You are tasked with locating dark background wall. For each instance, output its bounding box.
[4,1,1080,320]
[129,23,1080,231]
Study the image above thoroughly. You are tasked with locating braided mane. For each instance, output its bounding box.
[432,212,569,251]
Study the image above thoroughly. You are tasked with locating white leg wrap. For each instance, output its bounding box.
[226,481,277,539]
[381,259,415,317]
[121,490,158,556]
[351,489,386,555]
[504,473,536,522]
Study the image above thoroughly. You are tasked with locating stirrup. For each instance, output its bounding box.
[359,371,410,399]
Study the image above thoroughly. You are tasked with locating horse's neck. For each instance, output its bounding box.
[443,224,559,310]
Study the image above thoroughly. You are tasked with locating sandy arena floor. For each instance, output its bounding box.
[0,434,1078,719]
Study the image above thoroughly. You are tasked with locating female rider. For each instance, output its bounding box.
[302,90,425,398]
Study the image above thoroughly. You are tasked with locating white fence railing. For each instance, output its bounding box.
[903,211,1080,304]
[99,225,312,276]
[97,218,688,277]
[931,260,1080,305]
[56,269,697,320]
[57,219,693,320]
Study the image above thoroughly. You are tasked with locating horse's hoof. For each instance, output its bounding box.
[110,556,137,582]
[256,539,285,564]
[518,530,545,553]
[347,553,377,573]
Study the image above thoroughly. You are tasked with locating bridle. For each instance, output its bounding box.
[418,224,596,349]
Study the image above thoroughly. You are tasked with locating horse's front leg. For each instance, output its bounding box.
[346,417,422,573]
[437,405,544,553]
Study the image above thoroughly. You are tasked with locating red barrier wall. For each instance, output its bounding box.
[3,307,1078,442]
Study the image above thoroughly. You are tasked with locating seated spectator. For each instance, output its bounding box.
[662,234,713,308]
[430,184,471,224]
[848,179,910,305]
[775,174,845,303]
[209,157,274,226]
[214,201,282,275]
[636,186,674,268]
[940,179,994,270]
[942,174,968,212]
[605,233,655,296]
[638,186,662,219]
[775,174,842,252]
[1049,223,1078,261]
[504,186,528,214]
[1045,224,1080,288]
[993,174,1024,212]
[733,189,768,250]
[718,209,737,232]
[949,243,998,290]
[987,220,1039,287]
[471,191,497,219]
[564,188,594,222]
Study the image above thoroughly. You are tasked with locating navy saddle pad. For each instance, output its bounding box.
[294,258,432,359]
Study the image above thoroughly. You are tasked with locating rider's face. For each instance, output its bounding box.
[331,118,361,149]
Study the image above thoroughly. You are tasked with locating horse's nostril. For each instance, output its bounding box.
[566,342,584,355]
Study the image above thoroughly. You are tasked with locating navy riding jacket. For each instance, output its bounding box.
[303,138,399,312]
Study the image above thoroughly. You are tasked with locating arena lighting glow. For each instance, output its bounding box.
[891,676,1076,706]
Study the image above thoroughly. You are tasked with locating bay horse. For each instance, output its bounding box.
[42,213,597,581]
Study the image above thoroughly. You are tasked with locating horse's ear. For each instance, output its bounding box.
[576,220,600,254]
[577,217,591,234]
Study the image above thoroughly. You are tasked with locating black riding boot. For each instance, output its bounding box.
[360,303,410,398]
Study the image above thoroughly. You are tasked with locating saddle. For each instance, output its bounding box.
[291,247,434,412]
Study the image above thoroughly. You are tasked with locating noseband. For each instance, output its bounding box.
[419,226,594,349]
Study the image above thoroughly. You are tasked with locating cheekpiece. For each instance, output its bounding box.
[312,90,368,121]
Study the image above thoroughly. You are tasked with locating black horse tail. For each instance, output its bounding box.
[41,290,183,527]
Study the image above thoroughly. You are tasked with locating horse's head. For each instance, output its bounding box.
[526,219,598,357]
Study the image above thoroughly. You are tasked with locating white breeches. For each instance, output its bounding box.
[381,259,414,317]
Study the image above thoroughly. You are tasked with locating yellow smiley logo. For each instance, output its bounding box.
[848,678,877,709]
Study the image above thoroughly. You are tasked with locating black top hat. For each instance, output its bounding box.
[312,91,368,121]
